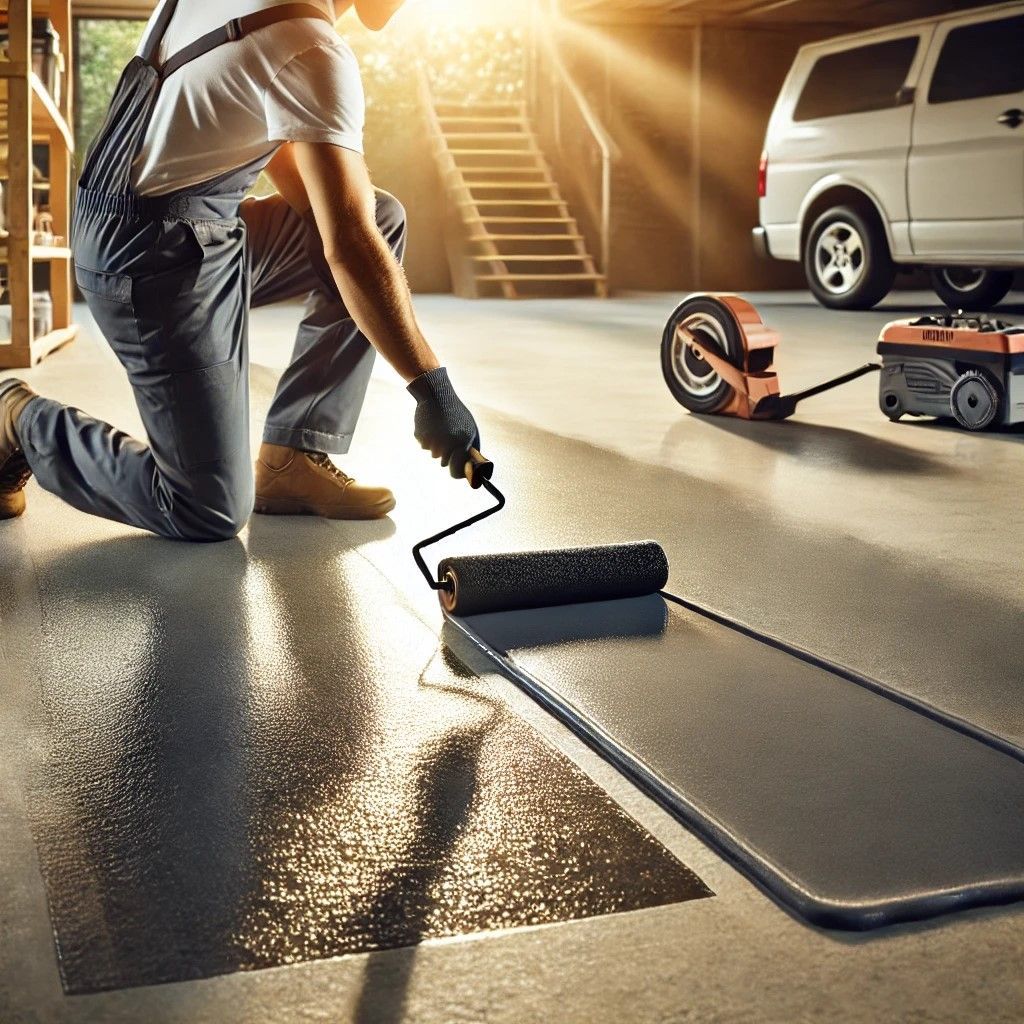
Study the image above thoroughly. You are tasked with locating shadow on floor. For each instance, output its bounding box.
[896,416,1024,445]
[662,415,953,476]
[351,700,483,1024]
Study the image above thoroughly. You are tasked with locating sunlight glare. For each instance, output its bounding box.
[399,0,536,29]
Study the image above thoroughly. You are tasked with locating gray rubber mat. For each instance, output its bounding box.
[2,519,709,995]
[447,594,1024,930]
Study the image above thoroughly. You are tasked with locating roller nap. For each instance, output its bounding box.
[438,540,669,617]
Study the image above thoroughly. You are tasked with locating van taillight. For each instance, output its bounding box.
[758,152,768,198]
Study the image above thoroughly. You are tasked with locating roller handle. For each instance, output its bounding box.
[465,448,494,490]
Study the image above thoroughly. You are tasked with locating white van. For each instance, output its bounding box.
[755,2,1024,311]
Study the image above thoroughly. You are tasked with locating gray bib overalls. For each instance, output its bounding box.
[18,0,406,540]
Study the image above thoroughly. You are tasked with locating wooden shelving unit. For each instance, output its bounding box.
[0,0,77,368]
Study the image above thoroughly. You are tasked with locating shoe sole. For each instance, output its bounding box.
[253,495,396,520]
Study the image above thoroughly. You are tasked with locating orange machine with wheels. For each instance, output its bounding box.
[877,314,1024,430]
[661,294,1023,431]
[661,293,879,422]
[667,295,783,419]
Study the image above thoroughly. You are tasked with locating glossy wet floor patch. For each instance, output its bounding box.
[5,518,710,995]
[448,595,1024,930]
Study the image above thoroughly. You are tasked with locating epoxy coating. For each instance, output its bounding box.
[399,292,1024,756]
[452,595,1024,928]
[3,292,1024,1023]
[5,508,707,994]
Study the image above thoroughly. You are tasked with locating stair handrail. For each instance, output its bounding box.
[529,8,619,280]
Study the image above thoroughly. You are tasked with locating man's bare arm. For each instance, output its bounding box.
[263,142,482,478]
[353,0,405,30]
[265,141,439,383]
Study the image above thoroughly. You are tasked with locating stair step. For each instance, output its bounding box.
[435,100,524,110]
[467,216,576,223]
[475,273,606,282]
[466,180,557,186]
[464,182,558,190]
[439,116,524,124]
[471,254,590,262]
[469,234,585,241]
[454,166,549,175]
[460,199,566,207]
[461,178,553,187]
[443,132,533,140]
[449,148,542,157]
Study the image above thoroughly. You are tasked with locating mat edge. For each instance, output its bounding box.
[444,611,1024,932]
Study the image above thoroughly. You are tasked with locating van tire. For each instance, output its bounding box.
[930,267,1013,312]
[804,205,895,310]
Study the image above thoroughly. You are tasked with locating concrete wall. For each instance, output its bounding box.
[694,25,820,291]
[546,20,827,293]
[562,25,697,291]
[366,20,831,295]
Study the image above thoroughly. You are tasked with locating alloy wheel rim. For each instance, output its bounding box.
[941,267,987,293]
[815,221,866,295]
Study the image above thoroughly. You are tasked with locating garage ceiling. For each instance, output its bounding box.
[72,0,1003,25]
[558,0,1002,25]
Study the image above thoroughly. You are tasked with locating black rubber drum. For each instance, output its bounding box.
[660,295,745,414]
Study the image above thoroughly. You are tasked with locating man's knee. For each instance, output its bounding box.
[188,505,249,542]
[161,477,253,542]
[375,190,407,253]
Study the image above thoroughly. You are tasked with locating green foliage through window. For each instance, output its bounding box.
[74,19,146,179]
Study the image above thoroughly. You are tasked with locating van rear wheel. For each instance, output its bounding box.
[804,205,895,311]
[930,267,1013,312]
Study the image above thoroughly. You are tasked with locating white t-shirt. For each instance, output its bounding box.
[131,0,365,196]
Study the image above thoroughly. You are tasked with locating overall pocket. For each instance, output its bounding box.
[129,217,249,470]
[131,217,247,374]
[75,265,147,377]
[169,357,248,471]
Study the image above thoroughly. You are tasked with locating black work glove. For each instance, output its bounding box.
[407,366,481,480]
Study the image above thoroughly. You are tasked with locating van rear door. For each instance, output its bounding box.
[908,8,1024,258]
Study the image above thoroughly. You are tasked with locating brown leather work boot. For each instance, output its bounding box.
[254,443,396,520]
[0,379,38,520]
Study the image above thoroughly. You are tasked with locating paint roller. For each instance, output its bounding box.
[413,449,669,617]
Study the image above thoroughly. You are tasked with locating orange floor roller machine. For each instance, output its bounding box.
[661,294,1024,430]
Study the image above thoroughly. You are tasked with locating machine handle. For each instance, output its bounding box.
[997,108,1023,128]
[465,448,494,489]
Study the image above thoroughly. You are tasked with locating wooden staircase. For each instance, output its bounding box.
[428,98,607,298]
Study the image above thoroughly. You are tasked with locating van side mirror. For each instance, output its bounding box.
[895,85,916,106]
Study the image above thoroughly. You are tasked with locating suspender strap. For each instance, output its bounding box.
[159,3,334,79]
[140,0,183,65]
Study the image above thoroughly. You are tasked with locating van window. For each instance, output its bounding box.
[928,14,1024,104]
[794,37,919,121]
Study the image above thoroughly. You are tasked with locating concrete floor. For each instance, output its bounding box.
[3,290,1024,1022]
